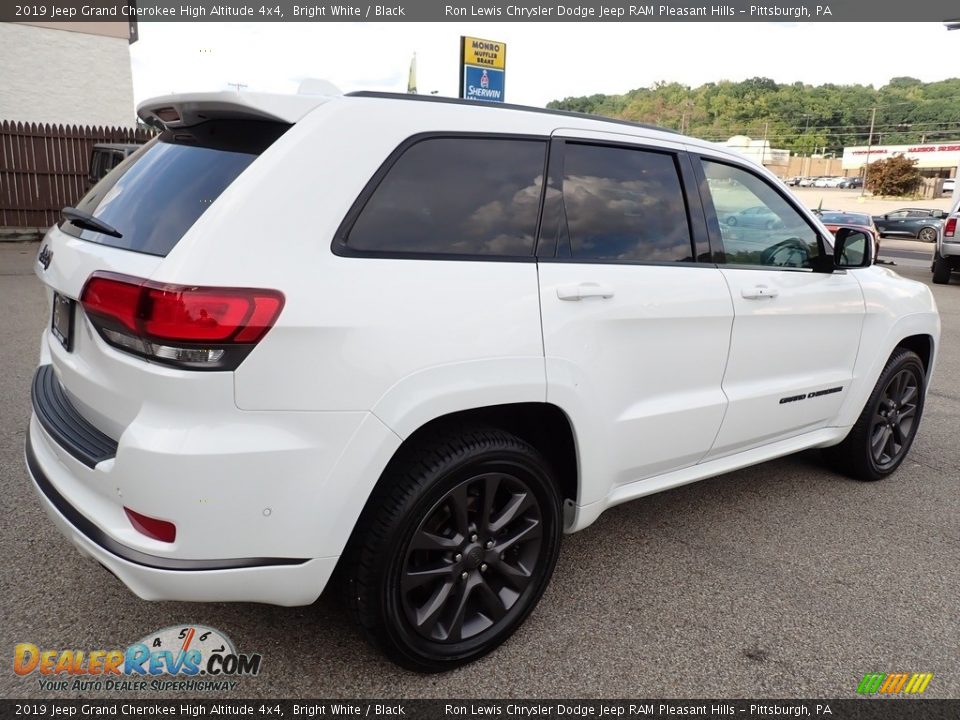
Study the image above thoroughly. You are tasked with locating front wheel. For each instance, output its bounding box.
[918,227,938,243]
[823,349,926,481]
[342,427,563,672]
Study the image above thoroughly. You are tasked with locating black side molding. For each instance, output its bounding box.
[25,427,309,572]
[31,364,117,468]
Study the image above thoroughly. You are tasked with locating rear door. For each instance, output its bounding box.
[537,131,733,499]
[691,152,865,459]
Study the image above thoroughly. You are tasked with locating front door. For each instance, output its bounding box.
[692,154,866,460]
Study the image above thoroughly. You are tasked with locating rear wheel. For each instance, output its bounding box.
[932,253,952,284]
[823,349,926,481]
[342,427,563,672]
[918,227,938,243]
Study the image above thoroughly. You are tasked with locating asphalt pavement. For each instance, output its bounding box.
[1,240,957,699]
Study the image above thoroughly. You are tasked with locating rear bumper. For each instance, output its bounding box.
[939,240,960,259]
[25,426,336,606]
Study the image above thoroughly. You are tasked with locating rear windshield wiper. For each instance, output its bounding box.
[62,206,123,239]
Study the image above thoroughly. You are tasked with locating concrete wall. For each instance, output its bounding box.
[0,23,135,128]
[784,157,846,178]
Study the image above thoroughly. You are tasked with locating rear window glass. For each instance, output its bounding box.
[61,120,289,257]
[345,137,546,257]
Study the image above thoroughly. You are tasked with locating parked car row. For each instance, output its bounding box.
[785,176,863,189]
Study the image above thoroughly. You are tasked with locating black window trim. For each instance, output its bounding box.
[535,137,715,269]
[691,153,836,274]
[332,132,550,263]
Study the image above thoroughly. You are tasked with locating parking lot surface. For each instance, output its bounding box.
[1,240,957,699]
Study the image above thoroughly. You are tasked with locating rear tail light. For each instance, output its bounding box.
[80,272,284,370]
[124,507,176,543]
[945,217,957,238]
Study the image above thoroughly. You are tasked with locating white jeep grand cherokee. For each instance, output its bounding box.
[26,90,940,671]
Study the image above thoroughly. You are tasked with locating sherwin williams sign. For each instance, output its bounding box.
[459,36,506,102]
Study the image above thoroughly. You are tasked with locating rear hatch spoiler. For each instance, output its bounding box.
[137,82,340,128]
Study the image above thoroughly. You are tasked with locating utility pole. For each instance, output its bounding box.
[860,106,877,198]
[761,121,768,168]
[801,114,812,178]
[227,82,247,93]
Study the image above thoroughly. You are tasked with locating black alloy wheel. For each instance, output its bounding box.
[869,368,920,471]
[341,427,562,672]
[400,472,543,643]
[823,349,926,481]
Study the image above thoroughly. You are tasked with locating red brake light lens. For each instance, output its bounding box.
[945,217,957,238]
[141,285,281,343]
[79,272,284,370]
[124,507,176,543]
[81,274,141,332]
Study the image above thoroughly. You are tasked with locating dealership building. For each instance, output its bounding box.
[842,141,960,178]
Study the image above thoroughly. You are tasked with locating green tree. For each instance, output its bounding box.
[546,77,960,154]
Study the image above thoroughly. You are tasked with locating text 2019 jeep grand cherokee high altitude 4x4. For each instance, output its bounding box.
[25,90,940,672]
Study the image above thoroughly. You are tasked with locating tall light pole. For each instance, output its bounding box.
[860,106,877,198]
[761,121,769,168]
[801,114,812,178]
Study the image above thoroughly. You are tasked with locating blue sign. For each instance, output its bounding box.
[462,66,505,103]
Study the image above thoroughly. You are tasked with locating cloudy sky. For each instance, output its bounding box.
[130,23,958,108]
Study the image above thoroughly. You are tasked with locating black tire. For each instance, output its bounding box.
[726,216,738,226]
[341,426,563,672]
[918,226,938,243]
[932,253,952,284]
[823,349,926,481]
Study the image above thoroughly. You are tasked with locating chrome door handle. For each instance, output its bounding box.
[557,283,616,301]
[741,285,779,300]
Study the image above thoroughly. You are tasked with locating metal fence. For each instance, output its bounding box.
[0,121,153,229]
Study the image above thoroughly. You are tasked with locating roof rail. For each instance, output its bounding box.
[344,91,677,135]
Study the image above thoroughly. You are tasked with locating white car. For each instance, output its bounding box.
[813,177,842,188]
[26,90,940,672]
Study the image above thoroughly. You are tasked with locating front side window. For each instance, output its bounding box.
[702,159,821,269]
[560,143,693,263]
[345,137,546,257]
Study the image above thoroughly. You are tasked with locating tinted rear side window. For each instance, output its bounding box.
[561,143,693,263]
[563,143,693,263]
[62,120,289,257]
[345,137,547,257]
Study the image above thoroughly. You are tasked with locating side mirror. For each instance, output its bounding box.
[882,214,889,220]
[834,228,874,269]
